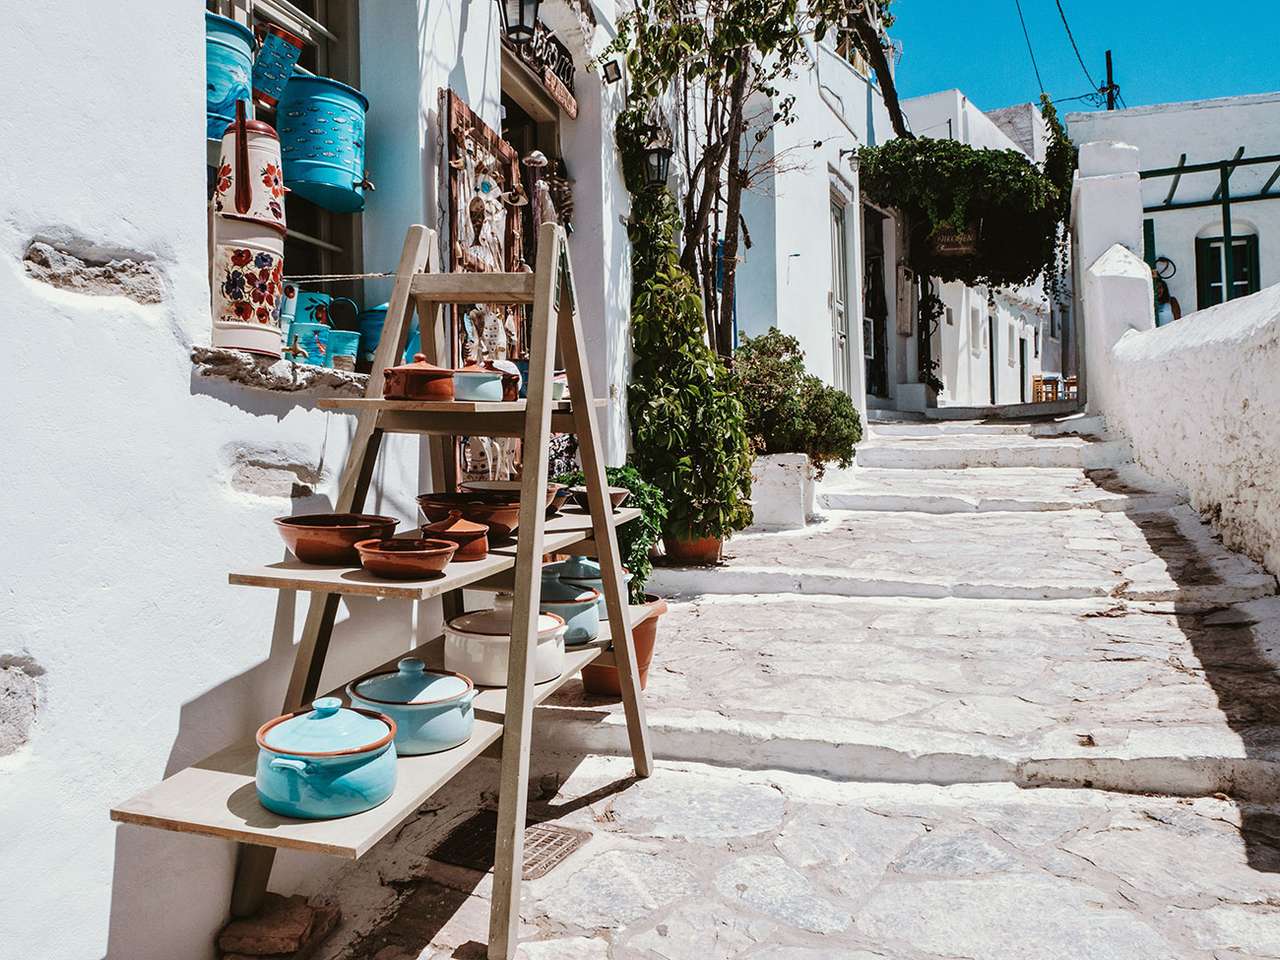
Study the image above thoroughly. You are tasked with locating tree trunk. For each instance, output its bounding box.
[847,11,911,140]
[717,62,750,357]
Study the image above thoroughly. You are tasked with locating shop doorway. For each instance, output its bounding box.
[862,205,889,398]
[987,315,998,405]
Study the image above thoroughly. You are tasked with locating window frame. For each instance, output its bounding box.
[1195,234,1260,310]
[207,0,365,304]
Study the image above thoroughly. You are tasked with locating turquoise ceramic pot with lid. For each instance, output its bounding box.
[255,696,397,820]
[538,576,601,645]
[347,659,478,756]
[550,555,633,620]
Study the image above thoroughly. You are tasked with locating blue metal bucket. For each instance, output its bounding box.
[278,75,371,213]
[205,13,254,141]
[358,304,419,364]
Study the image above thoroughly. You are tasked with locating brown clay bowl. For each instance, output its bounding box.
[355,538,458,579]
[547,484,573,517]
[422,511,490,561]
[274,513,399,564]
[569,486,630,512]
[458,480,560,512]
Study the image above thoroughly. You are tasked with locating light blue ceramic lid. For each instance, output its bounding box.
[556,555,602,580]
[541,578,598,603]
[262,696,390,754]
[351,658,470,704]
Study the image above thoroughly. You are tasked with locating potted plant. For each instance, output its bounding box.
[554,465,670,696]
[734,329,862,528]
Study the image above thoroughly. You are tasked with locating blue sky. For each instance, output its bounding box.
[888,0,1280,114]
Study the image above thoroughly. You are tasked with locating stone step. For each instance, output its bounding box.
[819,466,1183,515]
[649,505,1277,606]
[537,594,1280,800]
[856,434,1132,470]
[869,414,1108,439]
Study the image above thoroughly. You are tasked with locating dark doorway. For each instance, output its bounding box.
[862,206,890,398]
[1019,337,1028,404]
[987,315,998,405]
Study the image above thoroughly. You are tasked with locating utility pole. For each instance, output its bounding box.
[1104,50,1117,110]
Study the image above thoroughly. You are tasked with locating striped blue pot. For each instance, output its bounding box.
[205,13,253,141]
[278,75,372,213]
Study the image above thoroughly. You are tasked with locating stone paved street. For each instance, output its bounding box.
[307,416,1280,959]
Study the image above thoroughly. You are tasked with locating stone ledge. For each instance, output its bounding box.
[192,345,368,398]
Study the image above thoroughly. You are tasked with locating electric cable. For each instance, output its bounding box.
[1054,0,1099,91]
[1013,0,1045,94]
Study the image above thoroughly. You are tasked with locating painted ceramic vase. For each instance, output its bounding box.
[211,217,285,357]
[255,697,397,820]
[213,117,288,232]
[252,25,304,108]
[205,13,253,141]
[347,659,478,756]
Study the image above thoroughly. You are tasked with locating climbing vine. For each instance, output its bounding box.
[858,96,1077,296]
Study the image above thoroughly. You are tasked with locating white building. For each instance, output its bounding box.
[736,39,1066,414]
[1,2,632,957]
[1067,92,1280,316]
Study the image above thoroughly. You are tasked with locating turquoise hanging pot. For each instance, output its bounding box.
[278,75,373,213]
[205,13,254,141]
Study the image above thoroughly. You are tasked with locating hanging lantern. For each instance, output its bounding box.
[498,0,540,44]
[642,142,673,189]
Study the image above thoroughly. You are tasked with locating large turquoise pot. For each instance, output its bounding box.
[205,13,254,141]
[539,572,601,644]
[255,697,397,820]
[347,659,477,756]
[278,74,371,213]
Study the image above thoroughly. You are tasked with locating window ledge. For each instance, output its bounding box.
[191,345,368,398]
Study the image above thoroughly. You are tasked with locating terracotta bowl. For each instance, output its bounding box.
[417,491,528,539]
[355,538,458,579]
[458,481,560,512]
[275,514,399,564]
[569,485,630,512]
[422,511,490,561]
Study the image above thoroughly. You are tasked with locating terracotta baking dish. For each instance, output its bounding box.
[383,354,456,401]
[355,537,458,579]
[422,511,490,560]
[274,513,399,564]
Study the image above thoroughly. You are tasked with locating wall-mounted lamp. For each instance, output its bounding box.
[602,60,623,84]
[497,0,540,44]
[643,142,673,189]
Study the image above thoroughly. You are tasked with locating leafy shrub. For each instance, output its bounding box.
[620,159,754,542]
[734,328,862,478]
[554,464,666,603]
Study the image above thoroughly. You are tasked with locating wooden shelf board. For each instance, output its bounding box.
[228,507,639,601]
[315,397,607,414]
[109,604,653,859]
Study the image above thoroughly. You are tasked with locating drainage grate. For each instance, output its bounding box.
[427,810,591,880]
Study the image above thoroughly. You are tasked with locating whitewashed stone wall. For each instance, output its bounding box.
[1108,285,1280,575]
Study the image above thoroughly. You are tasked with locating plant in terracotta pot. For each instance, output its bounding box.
[554,464,670,696]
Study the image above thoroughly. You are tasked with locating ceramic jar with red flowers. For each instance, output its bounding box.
[213,117,287,232]
[212,217,286,356]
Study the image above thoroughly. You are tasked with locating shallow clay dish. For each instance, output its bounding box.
[422,511,490,561]
[275,513,399,564]
[417,492,523,539]
[355,538,458,579]
[569,485,630,511]
[458,480,561,513]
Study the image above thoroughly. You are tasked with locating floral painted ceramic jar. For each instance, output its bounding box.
[213,118,288,233]
[211,216,285,357]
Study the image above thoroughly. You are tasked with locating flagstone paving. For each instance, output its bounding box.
[306,416,1280,959]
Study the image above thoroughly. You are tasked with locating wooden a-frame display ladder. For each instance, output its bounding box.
[110,222,653,960]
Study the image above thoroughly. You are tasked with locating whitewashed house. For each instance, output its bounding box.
[1,2,633,958]
[1067,92,1280,316]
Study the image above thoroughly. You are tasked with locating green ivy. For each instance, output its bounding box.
[858,96,1077,294]
[554,465,667,603]
[734,329,862,479]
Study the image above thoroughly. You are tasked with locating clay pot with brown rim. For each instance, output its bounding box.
[383,354,456,401]
[581,596,668,697]
[274,513,399,564]
[662,533,723,565]
[355,537,458,579]
[422,511,489,560]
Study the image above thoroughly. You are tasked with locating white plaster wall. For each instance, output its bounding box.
[0,5,468,958]
[1068,94,1280,313]
[1108,284,1280,574]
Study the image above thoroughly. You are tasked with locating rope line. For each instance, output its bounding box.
[281,271,397,286]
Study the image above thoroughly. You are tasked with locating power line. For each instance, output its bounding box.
[1012,0,1045,95]
[1054,0,1099,91]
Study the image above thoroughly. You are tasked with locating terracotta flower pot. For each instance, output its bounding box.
[581,596,668,698]
[662,533,723,565]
